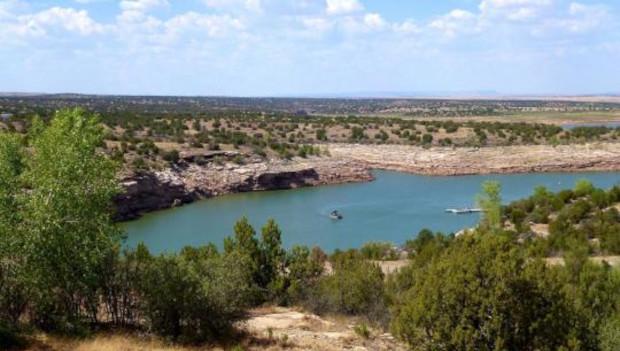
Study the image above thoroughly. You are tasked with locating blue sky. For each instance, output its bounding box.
[0,0,618,96]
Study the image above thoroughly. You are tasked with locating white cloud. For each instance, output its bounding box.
[326,0,363,15]
[164,12,244,39]
[363,13,385,29]
[479,0,552,21]
[430,9,477,37]
[393,20,420,34]
[301,17,333,32]
[120,0,168,12]
[8,7,104,37]
[554,2,609,33]
[203,0,262,12]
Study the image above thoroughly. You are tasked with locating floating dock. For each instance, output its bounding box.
[445,208,482,214]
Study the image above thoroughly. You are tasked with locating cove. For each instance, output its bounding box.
[123,170,620,254]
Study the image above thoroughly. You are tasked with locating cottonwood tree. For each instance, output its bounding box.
[0,133,28,330]
[22,109,121,329]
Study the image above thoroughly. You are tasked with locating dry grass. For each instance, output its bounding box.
[409,111,620,125]
[19,305,408,351]
[22,333,221,351]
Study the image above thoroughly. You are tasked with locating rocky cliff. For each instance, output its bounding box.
[115,142,620,221]
[114,157,372,221]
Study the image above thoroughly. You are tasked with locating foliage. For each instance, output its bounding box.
[307,255,388,325]
[22,109,121,330]
[477,180,502,232]
[138,246,253,342]
[392,233,581,351]
[360,241,398,260]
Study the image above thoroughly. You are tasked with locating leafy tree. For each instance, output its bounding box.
[282,246,325,304]
[308,255,387,324]
[22,109,121,330]
[392,233,579,351]
[477,180,502,232]
[0,133,28,332]
[139,247,253,342]
[600,315,620,351]
[259,219,286,296]
[575,179,595,197]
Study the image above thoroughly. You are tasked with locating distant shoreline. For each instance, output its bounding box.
[115,142,620,221]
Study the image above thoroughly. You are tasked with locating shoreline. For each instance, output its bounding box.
[115,142,620,221]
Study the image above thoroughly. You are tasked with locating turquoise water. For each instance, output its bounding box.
[123,170,620,253]
[562,122,620,130]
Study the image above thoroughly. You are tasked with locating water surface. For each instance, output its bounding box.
[124,170,620,253]
[562,122,620,130]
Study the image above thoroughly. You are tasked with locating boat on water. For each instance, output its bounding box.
[329,210,343,220]
[445,208,482,214]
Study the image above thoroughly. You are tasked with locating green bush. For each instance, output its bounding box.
[307,256,387,325]
[360,242,398,260]
[139,247,253,342]
[392,233,580,351]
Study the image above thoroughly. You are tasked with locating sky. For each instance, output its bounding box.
[0,0,619,96]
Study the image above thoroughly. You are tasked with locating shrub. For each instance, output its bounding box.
[139,248,253,342]
[162,149,180,163]
[307,256,387,324]
[392,234,580,351]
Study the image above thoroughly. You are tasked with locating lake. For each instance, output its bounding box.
[562,122,620,130]
[124,170,620,253]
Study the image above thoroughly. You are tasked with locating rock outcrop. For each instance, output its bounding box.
[114,157,372,221]
[115,142,620,221]
[327,142,620,176]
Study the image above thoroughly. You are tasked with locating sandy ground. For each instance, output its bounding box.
[238,307,406,351]
[24,307,406,351]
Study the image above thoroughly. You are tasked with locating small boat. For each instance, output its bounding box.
[445,208,482,215]
[329,210,343,220]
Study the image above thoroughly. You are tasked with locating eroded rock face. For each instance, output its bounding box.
[115,142,620,221]
[114,158,372,221]
[114,172,200,221]
[327,143,620,176]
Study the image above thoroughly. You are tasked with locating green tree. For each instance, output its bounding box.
[282,246,325,304]
[392,234,578,351]
[600,315,620,351]
[259,219,286,295]
[23,109,121,330]
[477,180,502,232]
[575,179,595,197]
[0,133,28,332]
[308,256,387,325]
[139,247,253,342]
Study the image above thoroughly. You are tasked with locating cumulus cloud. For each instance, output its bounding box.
[4,6,104,38]
[203,0,262,12]
[0,0,616,95]
[430,9,478,37]
[552,2,609,33]
[163,12,244,39]
[326,0,363,15]
[120,0,168,12]
[479,0,552,21]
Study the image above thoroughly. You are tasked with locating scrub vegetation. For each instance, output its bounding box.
[1,109,620,350]
[1,97,620,172]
